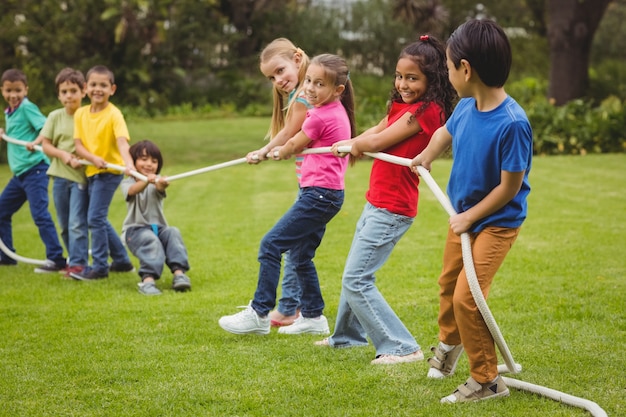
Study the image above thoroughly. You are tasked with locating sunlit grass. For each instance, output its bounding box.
[0,118,624,416]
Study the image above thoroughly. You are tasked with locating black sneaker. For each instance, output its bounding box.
[109,262,135,273]
[70,267,108,281]
[34,260,65,274]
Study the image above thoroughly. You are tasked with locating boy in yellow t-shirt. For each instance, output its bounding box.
[71,65,135,281]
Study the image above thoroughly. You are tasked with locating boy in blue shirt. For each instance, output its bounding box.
[0,69,66,272]
[411,19,533,404]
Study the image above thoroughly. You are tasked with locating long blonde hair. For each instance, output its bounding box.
[260,38,310,139]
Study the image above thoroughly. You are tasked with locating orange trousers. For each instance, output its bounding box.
[437,226,519,383]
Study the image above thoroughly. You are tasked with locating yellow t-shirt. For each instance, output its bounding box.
[74,102,130,177]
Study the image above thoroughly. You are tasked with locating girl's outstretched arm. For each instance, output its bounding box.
[351,112,421,156]
[275,131,311,160]
[248,101,308,163]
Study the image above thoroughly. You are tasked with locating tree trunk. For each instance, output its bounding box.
[547,0,611,105]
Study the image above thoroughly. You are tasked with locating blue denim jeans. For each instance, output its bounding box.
[329,202,420,357]
[0,163,65,266]
[251,186,344,318]
[52,177,89,267]
[276,188,304,316]
[125,225,190,280]
[87,173,130,272]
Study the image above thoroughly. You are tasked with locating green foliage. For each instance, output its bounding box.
[0,118,624,415]
[501,77,626,155]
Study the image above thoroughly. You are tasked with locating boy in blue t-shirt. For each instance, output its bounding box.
[0,69,66,272]
[411,19,532,404]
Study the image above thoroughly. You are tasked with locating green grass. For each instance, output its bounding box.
[0,117,624,416]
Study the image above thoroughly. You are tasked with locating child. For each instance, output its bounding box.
[410,19,532,403]
[0,69,67,272]
[121,140,191,296]
[245,38,312,326]
[219,54,356,335]
[70,65,135,281]
[39,68,89,277]
[318,35,457,365]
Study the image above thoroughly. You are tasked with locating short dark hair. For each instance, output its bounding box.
[86,65,115,84]
[129,140,163,174]
[55,68,86,93]
[447,19,511,87]
[1,69,28,86]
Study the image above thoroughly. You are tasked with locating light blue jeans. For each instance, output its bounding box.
[87,173,131,272]
[52,177,89,267]
[329,202,421,357]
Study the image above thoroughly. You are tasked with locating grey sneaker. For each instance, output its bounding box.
[172,273,191,292]
[219,302,270,335]
[427,343,464,378]
[277,315,330,335]
[138,281,162,296]
[34,260,65,274]
[441,375,509,404]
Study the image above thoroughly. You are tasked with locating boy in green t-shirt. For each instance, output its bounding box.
[0,68,66,272]
[40,68,89,277]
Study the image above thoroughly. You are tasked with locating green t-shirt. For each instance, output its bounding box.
[5,97,48,176]
[40,108,87,185]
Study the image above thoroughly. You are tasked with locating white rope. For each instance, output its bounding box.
[1,133,148,182]
[0,237,48,266]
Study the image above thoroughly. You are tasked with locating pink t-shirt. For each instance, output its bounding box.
[299,100,350,190]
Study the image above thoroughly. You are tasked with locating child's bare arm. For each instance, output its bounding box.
[448,170,525,234]
[116,136,136,173]
[41,136,74,165]
[410,125,452,172]
[275,131,311,160]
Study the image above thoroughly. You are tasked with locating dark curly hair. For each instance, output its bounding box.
[389,34,457,125]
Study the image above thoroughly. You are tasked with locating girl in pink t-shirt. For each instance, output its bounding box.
[219,54,356,336]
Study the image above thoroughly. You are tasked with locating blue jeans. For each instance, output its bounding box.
[87,173,130,272]
[251,187,344,318]
[52,177,89,267]
[277,188,304,316]
[329,203,420,356]
[125,225,190,280]
[0,163,65,266]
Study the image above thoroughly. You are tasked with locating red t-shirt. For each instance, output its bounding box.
[366,100,444,217]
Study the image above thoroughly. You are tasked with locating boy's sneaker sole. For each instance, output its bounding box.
[441,375,510,404]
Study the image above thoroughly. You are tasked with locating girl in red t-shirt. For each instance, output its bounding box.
[320,35,456,365]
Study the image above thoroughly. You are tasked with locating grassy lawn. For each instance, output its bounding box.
[0,117,624,416]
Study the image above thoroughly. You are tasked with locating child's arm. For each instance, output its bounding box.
[351,113,423,157]
[247,101,308,163]
[116,136,136,173]
[330,116,388,157]
[41,136,76,166]
[74,138,107,169]
[410,125,452,172]
[275,131,311,160]
[126,173,166,196]
[449,171,525,235]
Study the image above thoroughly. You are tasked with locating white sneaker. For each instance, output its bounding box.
[278,315,330,335]
[219,302,270,335]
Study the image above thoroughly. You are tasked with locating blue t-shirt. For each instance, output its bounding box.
[446,96,533,232]
[5,97,48,176]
